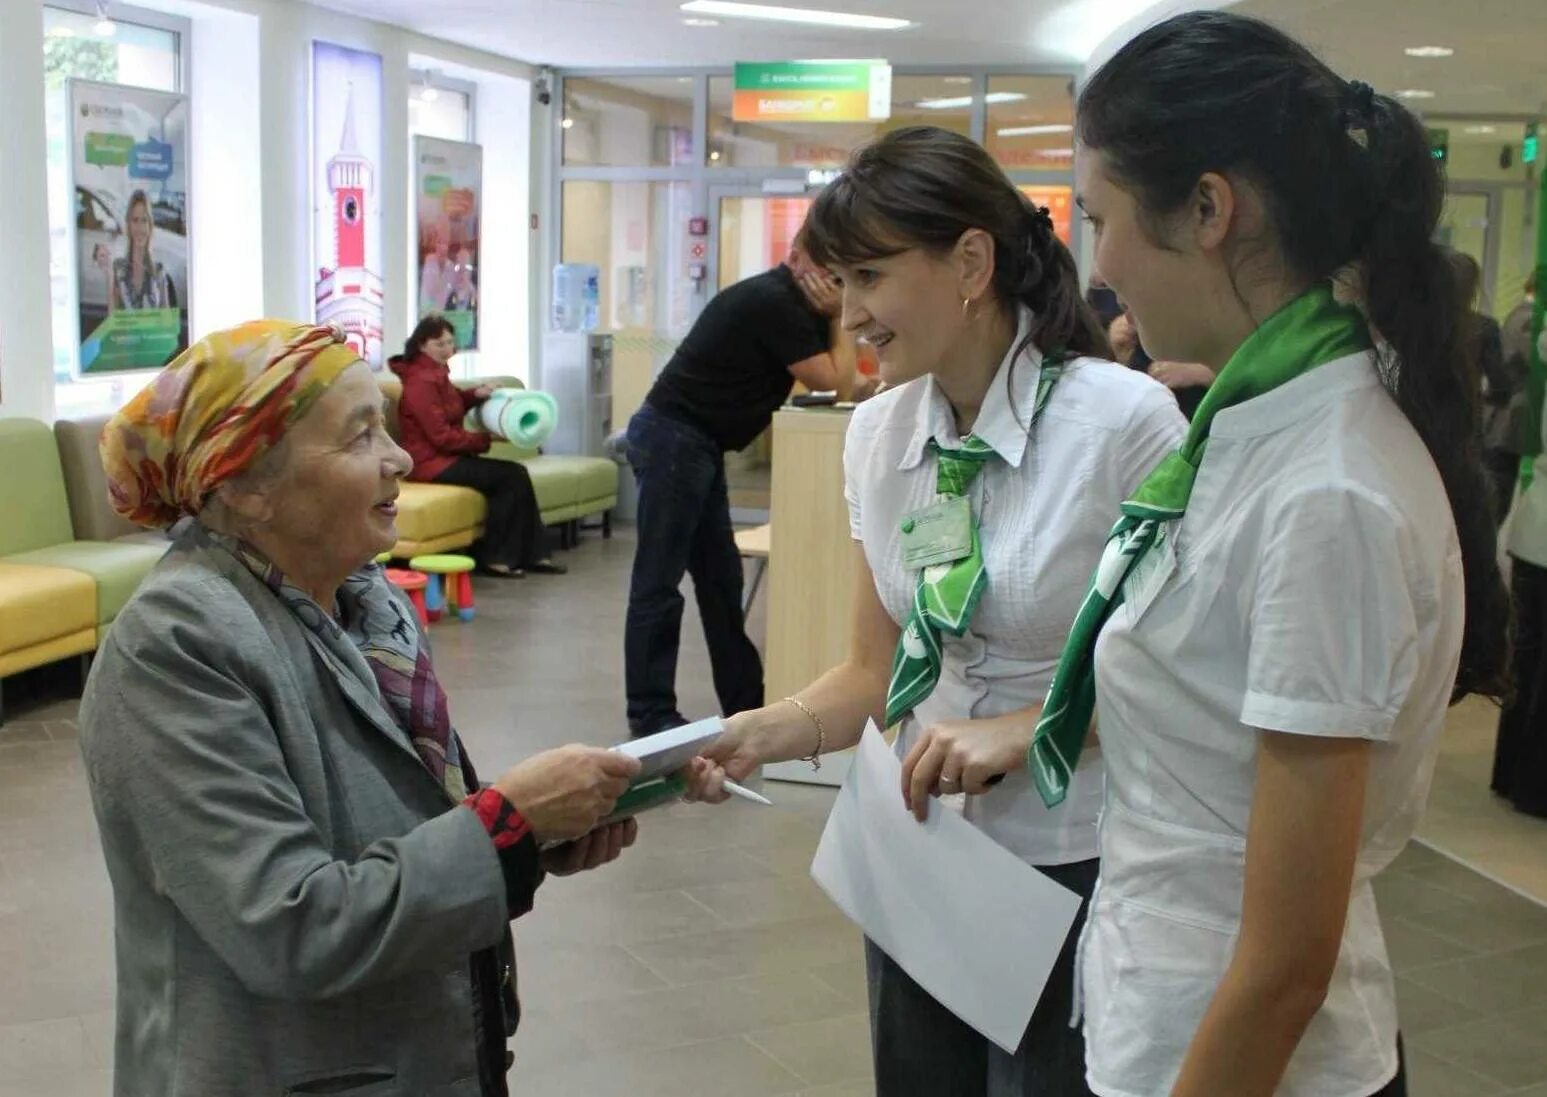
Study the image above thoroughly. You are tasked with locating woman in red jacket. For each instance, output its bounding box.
[391,316,565,577]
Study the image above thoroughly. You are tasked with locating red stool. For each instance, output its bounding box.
[384,568,430,628]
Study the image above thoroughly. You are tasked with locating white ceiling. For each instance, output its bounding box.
[1233,0,1546,116]
[310,0,1196,69]
[314,0,1546,117]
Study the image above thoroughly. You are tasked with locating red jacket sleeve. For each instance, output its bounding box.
[459,386,489,415]
[400,374,491,456]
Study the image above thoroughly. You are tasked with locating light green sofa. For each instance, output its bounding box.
[378,375,618,557]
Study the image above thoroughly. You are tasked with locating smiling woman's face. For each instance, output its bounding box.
[249,361,413,573]
[831,247,976,388]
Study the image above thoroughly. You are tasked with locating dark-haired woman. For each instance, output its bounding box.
[392,316,565,577]
[688,126,1187,1095]
[1033,12,1509,1097]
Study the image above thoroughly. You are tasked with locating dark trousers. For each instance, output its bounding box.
[623,404,763,736]
[434,456,552,570]
[1494,558,1547,816]
[865,858,1099,1097]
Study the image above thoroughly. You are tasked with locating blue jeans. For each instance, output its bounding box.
[624,405,763,735]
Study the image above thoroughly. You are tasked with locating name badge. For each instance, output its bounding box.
[900,496,973,569]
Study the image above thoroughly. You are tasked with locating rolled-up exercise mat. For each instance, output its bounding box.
[479,388,558,448]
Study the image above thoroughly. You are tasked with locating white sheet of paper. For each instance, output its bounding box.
[810,722,1083,1054]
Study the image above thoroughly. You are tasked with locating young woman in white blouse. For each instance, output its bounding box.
[690,126,1187,1095]
[1024,12,1509,1097]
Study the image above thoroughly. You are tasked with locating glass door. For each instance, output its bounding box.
[710,188,816,513]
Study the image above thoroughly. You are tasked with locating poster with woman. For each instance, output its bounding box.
[413,136,482,350]
[312,41,384,366]
[68,78,190,374]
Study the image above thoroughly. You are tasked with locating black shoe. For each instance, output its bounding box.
[527,560,568,575]
[477,563,526,579]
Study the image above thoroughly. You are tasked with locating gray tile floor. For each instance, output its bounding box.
[1,526,1544,1095]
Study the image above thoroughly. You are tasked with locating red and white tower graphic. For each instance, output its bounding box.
[315,82,383,363]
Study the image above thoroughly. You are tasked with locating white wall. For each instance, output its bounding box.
[0,0,537,420]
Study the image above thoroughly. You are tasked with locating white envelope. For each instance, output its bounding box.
[810,721,1083,1053]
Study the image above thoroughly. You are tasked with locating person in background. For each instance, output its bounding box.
[1495,264,1547,818]
[98,189,169,311]
[1497,268,1541,506]
[87,321,641,1096]
[1102,294,1215,418]
[1447,249,1519,521]
[1061,12,1508,1096]
[623,236,854,738]
[688,126,1186,1096]
[392,316,566,578]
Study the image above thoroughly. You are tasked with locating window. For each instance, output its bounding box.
[562,76,696,167]
[44,2,182,419]
[409,71,473,142]
[707,74,973,169]
[983,76,1076,171]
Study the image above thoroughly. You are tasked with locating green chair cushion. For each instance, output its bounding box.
[0,420,76,556]
[5,540,168,625]
[525,455,620,503]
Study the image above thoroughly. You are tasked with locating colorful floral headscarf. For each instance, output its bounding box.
[101,321,362,528]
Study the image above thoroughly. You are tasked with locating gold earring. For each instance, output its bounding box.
[961,297,972,321]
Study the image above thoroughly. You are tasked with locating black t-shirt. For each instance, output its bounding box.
[646,265,831,451]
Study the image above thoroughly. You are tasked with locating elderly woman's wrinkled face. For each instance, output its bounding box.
[249,361,411,574]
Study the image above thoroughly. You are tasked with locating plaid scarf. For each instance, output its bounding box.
[218,531,471,801]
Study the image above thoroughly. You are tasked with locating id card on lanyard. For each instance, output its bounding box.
[900,495,975,570]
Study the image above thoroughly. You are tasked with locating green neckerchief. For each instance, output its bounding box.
[885,362,1062,728]
[1027,283,1374,805]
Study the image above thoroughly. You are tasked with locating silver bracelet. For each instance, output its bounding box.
[783,696,825,771]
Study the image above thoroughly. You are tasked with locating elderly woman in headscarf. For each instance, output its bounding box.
[82,321,642,1097]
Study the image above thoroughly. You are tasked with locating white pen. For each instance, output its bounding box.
[721,778,773,807]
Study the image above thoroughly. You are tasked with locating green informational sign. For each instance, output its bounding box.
[1427,128,1448,163]
[83,131,134,167]
[445,309,476,350]
[1525,122,1539,166]
[79,309,183,374]
[732,60,891,123]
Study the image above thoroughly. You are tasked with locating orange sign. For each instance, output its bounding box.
[1019,185,1074,247]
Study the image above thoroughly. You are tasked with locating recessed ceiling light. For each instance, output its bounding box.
[680,1,912,31]
[683,16,720,25]
[1404,46,1454,58]
[995,123,1074,138]
[561,118,575,129]
[943,76,972,85]
[710,149,722,161]
[1464,124,1498,135]
[1396,89,1436,99]
[1039,148,1076,159]
[917,92,1026,110]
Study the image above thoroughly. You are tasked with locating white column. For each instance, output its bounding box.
[0,0,59,421]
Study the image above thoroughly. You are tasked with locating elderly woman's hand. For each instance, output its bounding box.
[493,745,641,844]
[539,819,638,876]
